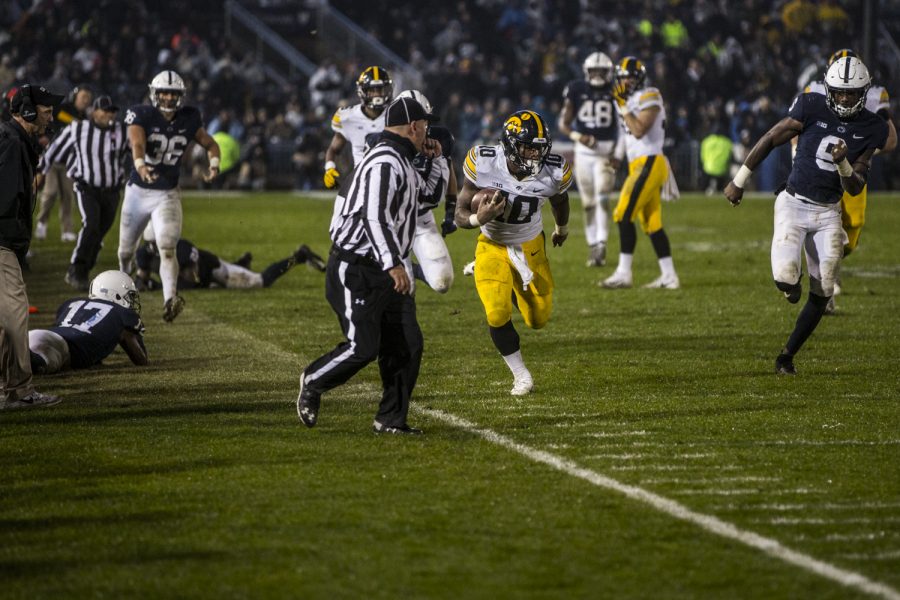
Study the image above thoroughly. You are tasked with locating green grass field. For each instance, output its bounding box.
[4,191,899,599]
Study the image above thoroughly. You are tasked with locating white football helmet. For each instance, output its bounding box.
[583,52,614,87]
[90,270,141,313]
[397,89,433,116]
[824,57,870,119]
[149,70,186,113]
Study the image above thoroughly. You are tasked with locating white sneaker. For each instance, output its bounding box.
[600,271,633,289]
[35,222,47,240]
[462,260,476,276]
[510,371,534,396]
[643,273,680,289]
[585,243,606,267]
[61,232,77,242]
[1,391,61,410]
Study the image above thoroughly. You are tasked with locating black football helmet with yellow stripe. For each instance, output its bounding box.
[615,56,647,98]
[500,110,552,177]
[356,66,393,111]
[827,48,857,67]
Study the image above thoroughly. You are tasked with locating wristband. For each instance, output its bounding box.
[836,158,853,177]
[568,131,582,143]
[733,165,752,189]
[554,224,569,236]
[209,156,220,169]
[134,158,146,169]
[325,160,337,171]
[468,214,481,228]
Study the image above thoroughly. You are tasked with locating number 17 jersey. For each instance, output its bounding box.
[124,104,204,190]
[463,144,572,245]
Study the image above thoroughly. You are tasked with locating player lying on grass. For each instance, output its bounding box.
[134,238,326,291]
[29,270,147,374]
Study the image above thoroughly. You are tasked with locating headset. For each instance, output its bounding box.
[14,85,37,122]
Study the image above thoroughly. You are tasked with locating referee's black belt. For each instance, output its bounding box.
[75,180,120,192]
[330,246,381,268]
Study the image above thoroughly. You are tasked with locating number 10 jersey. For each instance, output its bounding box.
[463,144,572,245]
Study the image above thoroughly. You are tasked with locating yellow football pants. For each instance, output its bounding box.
[613,154,668,234]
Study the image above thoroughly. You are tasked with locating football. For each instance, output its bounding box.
[471,188,502,212]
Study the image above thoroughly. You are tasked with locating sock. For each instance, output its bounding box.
[501,350,530,379]
[489,320,520,356]
[784,293,830,355]
[595,194,609,243]
[618,220,637,254]
[616,253,633,275]
[584,205,598,246]
[261,257,294,287]
[658,256,676,278]
[158,248,179,302]
[649,228,672,258]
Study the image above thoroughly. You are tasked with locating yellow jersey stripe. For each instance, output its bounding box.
[464,148,478,180]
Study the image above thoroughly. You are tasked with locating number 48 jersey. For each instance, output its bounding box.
[562,79,619,154]
[463,144,572,245]
[124,104,204,190]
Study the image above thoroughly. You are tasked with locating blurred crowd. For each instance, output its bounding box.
[2,0,898,190]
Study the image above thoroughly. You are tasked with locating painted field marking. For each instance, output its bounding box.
[416,407,900,600]
[191,313,899,599]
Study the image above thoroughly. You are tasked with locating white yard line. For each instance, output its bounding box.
[198,316,899,599]
[416,407,900,600]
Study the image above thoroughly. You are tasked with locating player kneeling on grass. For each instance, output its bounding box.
[456,110,572,396]
[134,238,325,291]
[29,270,147,374]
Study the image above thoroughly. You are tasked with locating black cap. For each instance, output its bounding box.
[93,95,119,112]
[10,85,65,112]
[384,97,438,127]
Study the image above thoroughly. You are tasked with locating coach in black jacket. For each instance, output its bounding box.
[0,84,63,410]
[296,97,438,434]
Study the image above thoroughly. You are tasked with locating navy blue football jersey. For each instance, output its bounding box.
[51,298,143,369]
[562,79,619,142]
[124,104,204,190]
[788,92,888,204]
[135,239,220,288]
[364,127,455,214]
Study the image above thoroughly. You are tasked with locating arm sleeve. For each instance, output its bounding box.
[361,162,404,270]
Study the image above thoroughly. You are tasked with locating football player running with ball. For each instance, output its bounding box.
[455,111,572,396]
[724,56,888,375]
[602,57,680,290]
[322,66,393,189]
[558,51,622,267]
[118,71,220,322]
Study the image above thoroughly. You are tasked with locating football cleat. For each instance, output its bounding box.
[775,353,797,376]
[295,244,326,272]
[824,296,837,315]
[643,273,680,289]
[373,421,423,435]
[162,295,185,323]
[1,391,61,410]
[235,252,253,269]
[585,243,606,267]
[600,271,633,289]
[462,260,476,276]
[510,371,534,396]
[296,372,321,428]
[34,222,47,240]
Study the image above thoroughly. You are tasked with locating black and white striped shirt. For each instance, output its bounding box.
[330,132,423,270]
[39,119,129,189]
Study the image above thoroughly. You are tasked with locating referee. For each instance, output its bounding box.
[39,95,129,290]
[296,96,436,435]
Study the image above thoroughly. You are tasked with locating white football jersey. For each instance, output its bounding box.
[622,86,666,162]
[330,103,385,166]
[804,80,891,115]
[463,144,572,245]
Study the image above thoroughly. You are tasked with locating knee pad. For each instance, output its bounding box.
[775,278,802,304]
[486,308,512,329]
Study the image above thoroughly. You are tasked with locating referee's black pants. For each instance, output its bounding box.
[303,250,423,428]
[71,182,121,278]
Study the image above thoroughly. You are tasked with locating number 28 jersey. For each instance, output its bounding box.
[463,144,572,245]
[124,104,204,190]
